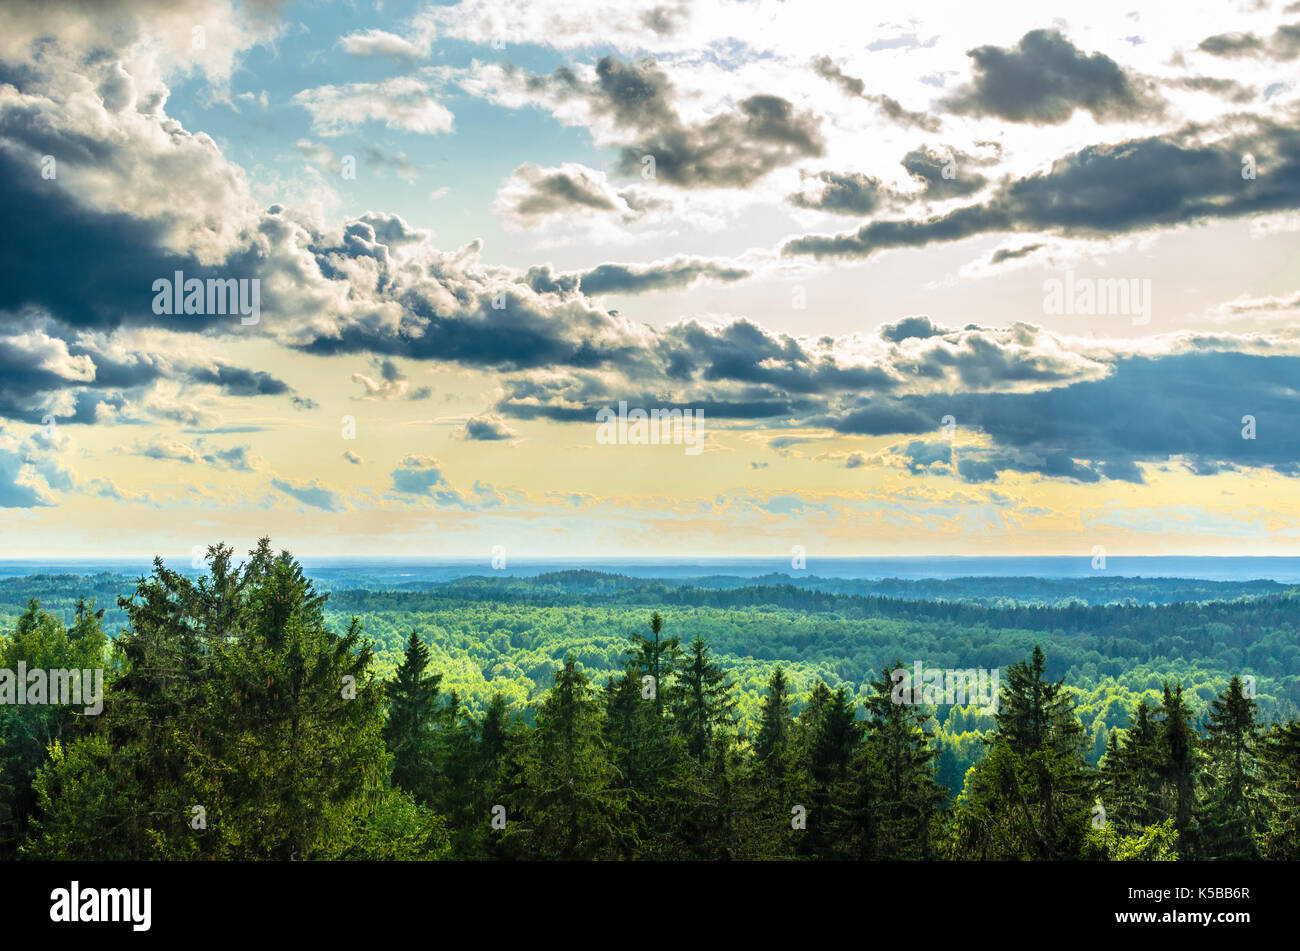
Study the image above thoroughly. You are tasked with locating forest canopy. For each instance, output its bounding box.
[0,541,1296,860]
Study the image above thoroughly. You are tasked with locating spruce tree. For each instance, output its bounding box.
[796,684,861,858]
[676,635,735,762]
[1257,719,1300,859]
[510,657,623,859]
[753,666,794,768]
[1200,677,1259,859]
[747,666,798,858]
[599,667,657,855]
[995,645,1068,758]
[0,598,107,857]
[856,663,945,859]
[628,612,682,720]
[26,541,447,860]
[382,630,442,800]
[950,646,1092,859]
[1100,701,1164,837]
[1157,683,1200,853]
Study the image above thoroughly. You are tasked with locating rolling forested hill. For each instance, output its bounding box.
[3,569,1296,800]
[2,548,1297,862]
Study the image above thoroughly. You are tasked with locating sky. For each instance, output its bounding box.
[0,0,1298,560]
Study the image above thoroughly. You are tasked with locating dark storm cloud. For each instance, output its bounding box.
[989,243,1044,264]
[1198,32,1267,58]
[496,163,670,226]
[488,318,1109,434]
[784,116,1300,259]
[665,319,899,395]
[957,448,1107,484]
[872,96,941,133]
[298,219,753,375]
[811,55,866,96]
[514,168,619,216]
[466,302,1300,483]
[520,265,580,296]
[1199,23,1300,60]
[817,400,936,436]
[879,315,952,342]
[454,299,1300,484]
[296,294,620,370]
[900,147,988,199]
[0,98,120,166]
[502,391,813,423]
[575,259,750,295]
[899,439,952,474]
[294,224,649,372]
[517,56,824,188]
[788,171,888,214]
[462,415,518,441]
[945,29,1164,124]
[1165,76,1256,103]
[789,146,993,215]
[0,333,91,419]
[828,352,1300,482]
[613,91,825,187]
[591,55,678,128]
[0,311,300,425]
[0,146,262,332]
[188,364,289,396]
[810,56,941,132]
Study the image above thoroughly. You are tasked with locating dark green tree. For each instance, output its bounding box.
[509,657,623,859]
[1200,677,1259,859]
[853,663,946,859]
[1257,719,1300,859]
[676,635,735,762]
[753,666,794,770]
[950,647,1092,859]
[628,612,682,721]
[382,630,442,799]
[25,541,448,860]
[0,598,107,857]
[793,683,861,858]
[1101,701,1165,836]
[1157,683,1200,853]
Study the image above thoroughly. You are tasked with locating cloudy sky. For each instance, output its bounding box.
[2,0,1299,559]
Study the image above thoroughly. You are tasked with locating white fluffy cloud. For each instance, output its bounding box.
[291,78,455,136]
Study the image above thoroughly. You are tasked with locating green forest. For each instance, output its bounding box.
[0,540,1297,860]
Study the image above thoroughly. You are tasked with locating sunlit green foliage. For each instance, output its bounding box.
[2,551,1296,861]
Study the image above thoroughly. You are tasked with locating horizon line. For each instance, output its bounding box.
[3,553,1300,562]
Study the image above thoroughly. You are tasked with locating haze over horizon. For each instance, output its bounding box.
[6,553,1300,587]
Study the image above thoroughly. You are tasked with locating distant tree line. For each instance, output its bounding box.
[1,542,1296,860]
